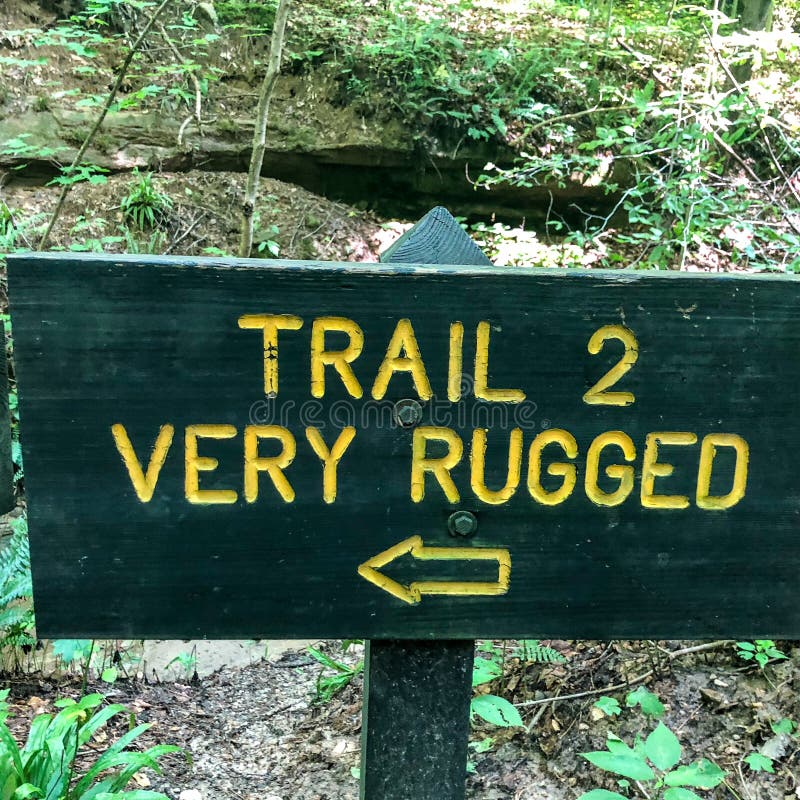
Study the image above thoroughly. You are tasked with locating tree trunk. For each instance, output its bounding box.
[238,0,292,259]
[731,0,773,83]
[738,0,772,31]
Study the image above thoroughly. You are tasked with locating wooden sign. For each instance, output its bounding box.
[8,251,800,639]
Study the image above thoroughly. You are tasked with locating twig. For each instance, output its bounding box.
[38,0,171,250]
[527,686,560,732]
[515,640,732,709]
[164,212,206,254]
[157,22,211,146]
[523,104,635,139]
[701,24,800,208]
[516,669,655,708]
[238,0,291,258]
[664,640,732,658]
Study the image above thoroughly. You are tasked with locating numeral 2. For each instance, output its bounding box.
[583,325,638,406]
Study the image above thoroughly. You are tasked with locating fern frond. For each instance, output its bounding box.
[0,516,34,645]
[519,640,567,664]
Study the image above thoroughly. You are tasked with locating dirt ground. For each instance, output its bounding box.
[0,170,396,264]
[3,638,799,799]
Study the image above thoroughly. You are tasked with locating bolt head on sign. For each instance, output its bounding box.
[448,511,478,538]
[7,209,800,640]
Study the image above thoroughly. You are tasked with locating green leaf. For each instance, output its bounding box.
[470,695,523,728]
[665,759,726,788]
[472,657,502,686]
[578,792,628,800]
[606,734,636,756]
[771,718,796,735]
[744,752,774,773]
[52,639,92,664]
[101,667,118,684]
[593,696,621,717]
[664,789,703,800]
[581,751,654,781]
[632,79,654,112]
[470,737,494,754]
[645,723,681,770]
[626,687,665,718]
[12,785,43,799]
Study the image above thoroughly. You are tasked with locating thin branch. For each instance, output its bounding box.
[164,212,206,254]
[238,0,292,258]
[515,640,732,709]
[157,22,209,146]
[524,104,635,138]
[516,669,655,708]
[701,24,800,207]
[38,0,171,250]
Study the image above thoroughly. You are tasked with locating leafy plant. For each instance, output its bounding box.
[255,224,280,257]
[579,724,726,799]
[626,686,665,718]
[770,718,798,736]
[471,650,522,729]
[48,164,109,188]
[470,694,523,728]
[744,752,774,773]
[52,639,94,667]
[515,639,566,664]
[593,696,622,718]
[308,645,363,704]
[736,640,787,669]
[165,648,197,681]
[0,517,34,651]
[0,689,181,799]
[120,171,173,231]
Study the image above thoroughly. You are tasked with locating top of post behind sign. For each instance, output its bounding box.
[380,207,492,267]
[7,210,800,641]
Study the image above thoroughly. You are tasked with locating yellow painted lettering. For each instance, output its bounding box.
[474,321,525,403]
[243,425,296,503]
[527,428,578,506]
[583,324,638,406]
[641,431,697,509]
[447,322,464,402]
[696,433,749,510]
[305,426,356,504]
[111,423,174,502]
[185,424,238,504]
[411,426,463,503]
[237,313,303,397]
[371,318,433,400]
[310,317,364,399]
[585,431,636,507]
[470,428,523,505]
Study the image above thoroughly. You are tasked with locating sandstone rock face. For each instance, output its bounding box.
[1,106,624,223]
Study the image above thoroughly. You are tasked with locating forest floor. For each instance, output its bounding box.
[3,638,799,800]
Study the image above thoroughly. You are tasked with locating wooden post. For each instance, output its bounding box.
[359,207,493,800]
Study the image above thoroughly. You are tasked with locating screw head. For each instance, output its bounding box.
[448,510,478,538]
[394,399,423,428]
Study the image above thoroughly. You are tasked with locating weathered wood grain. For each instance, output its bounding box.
[7,251,800,639]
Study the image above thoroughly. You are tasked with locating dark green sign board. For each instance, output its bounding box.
[8,252,800,639]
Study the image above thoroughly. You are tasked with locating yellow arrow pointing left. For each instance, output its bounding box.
[357,535,511,605]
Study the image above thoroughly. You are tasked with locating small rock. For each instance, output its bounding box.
[179,791,203,800]
[761,734,790,760]
[699,687,725,705]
